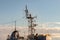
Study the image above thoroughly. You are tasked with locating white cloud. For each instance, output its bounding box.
[1,22,60,40]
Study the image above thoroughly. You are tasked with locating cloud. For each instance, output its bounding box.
[38,22,60,28]
[1,22,60,40]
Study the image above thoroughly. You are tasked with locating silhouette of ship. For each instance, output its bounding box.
[7,30,24,40]
[7,5,51,40]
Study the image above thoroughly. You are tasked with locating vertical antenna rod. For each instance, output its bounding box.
[15,21,16,31]
[25,5,28,18]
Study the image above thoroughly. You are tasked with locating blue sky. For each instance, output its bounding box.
[0,0,60,26]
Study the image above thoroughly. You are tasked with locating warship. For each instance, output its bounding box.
[6,5,51,40]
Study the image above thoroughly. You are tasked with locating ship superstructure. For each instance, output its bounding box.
[7,21,24,40]
[7,5,51,40]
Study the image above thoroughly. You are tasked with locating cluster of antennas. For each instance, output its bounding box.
[25,5,37,35]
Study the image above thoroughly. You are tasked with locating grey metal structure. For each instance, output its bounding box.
[25,5,37,35]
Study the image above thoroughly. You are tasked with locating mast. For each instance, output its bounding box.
[25,5,28,18]
[15,21,16,31]
[25,5,37,35]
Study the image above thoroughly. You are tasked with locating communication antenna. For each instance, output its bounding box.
[25,5,37,35]
[25,5,29,18]
[15,21,16,31]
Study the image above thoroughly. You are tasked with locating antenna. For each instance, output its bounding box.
[25,5,28,18]
[15,21,16,31]
[25,5,37,35]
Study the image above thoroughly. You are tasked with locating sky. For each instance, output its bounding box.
[0,0,60,40]
[0,0,60,27]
